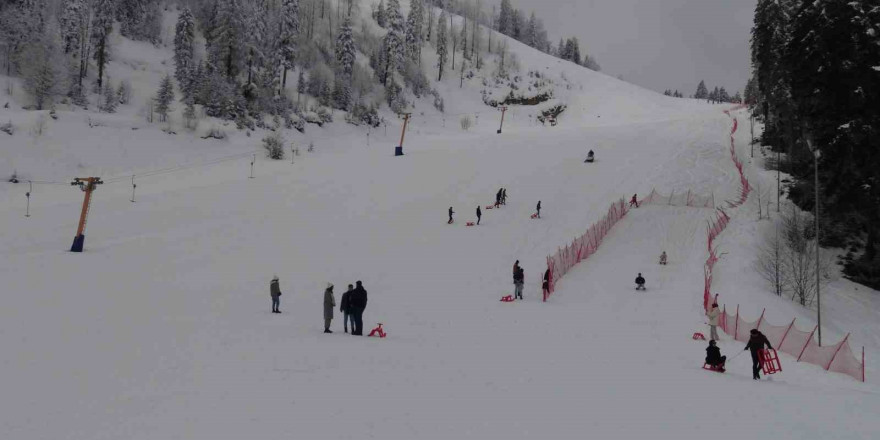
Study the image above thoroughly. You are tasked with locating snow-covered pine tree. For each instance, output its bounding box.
[405,0,424,63]
[22,34,60,110]
[59,0,85,55]
[296,69,305,104]
[90,0,114,89]
[155,74,175,122]
[174,7,196,98]
[525,12,538,48]
[375,0,386,28]
[332,74,351,110]
[101,80,117,113]
[436,10,447,80]
[694,80,708,99]
[381,0,405,85]
[498,0,512,36]
[279,0,300,90]
[208,0,246,79]
[459,14,468,61]
[335,15,355,77]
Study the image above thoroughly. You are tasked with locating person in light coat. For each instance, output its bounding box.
[707,303,720,340]
[324,283,336,333]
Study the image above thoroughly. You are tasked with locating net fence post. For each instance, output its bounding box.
[778,318,796,349]
[826,333,849,371]
[798,325,819,362]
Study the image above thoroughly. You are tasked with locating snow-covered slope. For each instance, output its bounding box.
[1,10,878,440]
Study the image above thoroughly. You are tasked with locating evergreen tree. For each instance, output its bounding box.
[381,0,405,85]
[208,0,246,79]
[154,73,175,122]
[174,7,196,98]
[694,80,708,99]
[22,35,60,110]
[375,0,386,28]
[59,0,85,55]
[91,0,114,89]
[459,14,468,61]
[335,15,356,77]
[279,0,300,90]
[525,12,538,48]
[405,0,424,62]
[101,81,117,113]
[296,69,305,104]
[436,11,447,81]
[118,0,161,43]
[498,0,512,35]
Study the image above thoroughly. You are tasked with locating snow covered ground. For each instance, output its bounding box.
[2,13,879,439]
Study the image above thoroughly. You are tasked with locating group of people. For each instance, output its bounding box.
[270,277,369,335]
[495,188,508,207]
[704,302,774,379]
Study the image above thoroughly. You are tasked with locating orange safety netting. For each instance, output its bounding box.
[641,188,716,209]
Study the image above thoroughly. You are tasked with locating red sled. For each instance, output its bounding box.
[758,349,782,374]
[500,295,514,302]
[466,222,476,226]
[693,332,706,341]
[368,323,387,338]
[702,363,725,373]
[485,205,494,210]
[530,213,539,219]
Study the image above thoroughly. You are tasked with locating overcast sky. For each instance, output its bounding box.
[508,0,757,96]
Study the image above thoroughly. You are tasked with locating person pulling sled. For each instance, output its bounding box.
[635,273,646,291]
[744,329,773,380]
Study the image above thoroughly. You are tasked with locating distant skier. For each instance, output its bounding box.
[629,194,639,208]
[744,329,773,380]
[513,261,524,300]
[542,268,551,299]
[536,201,542,218]
[706,302,720,341]
[476,206,482,225]
[341,284,354,333]
[585,150,595,163]
[270,275,282,313]
[448,207,455,224]
[635,273,646,290]
[349,281,368,335]
[705,340,726,372]
[659,251,667,265]
[324,283,336,333]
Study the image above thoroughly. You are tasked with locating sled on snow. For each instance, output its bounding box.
[500,295,515,302]
[466,222,476,227]
[702,363,725,373]
[758,349,782,375]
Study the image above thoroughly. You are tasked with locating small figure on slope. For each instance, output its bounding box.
[513,261,524,300]
[536,201,542,218]
[340,284,354,333]
[635,273,646,291]
[542,268,551,300]
[349,281,368,335]
[744,329,773,380]
[705,340,726,372]
[707,302,720,341]
[659,251,667,265]
[495,189,503,208]
[585,150,595,163]
[448,206,455,224]
[629,193,639,208]
[323,283,336,333]
[501,188,508,205]
[270,275,282,313]
[476,206,482,225]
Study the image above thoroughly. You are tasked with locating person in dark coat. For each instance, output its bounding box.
[340,284,354,333]
[476,206,482,225]
[635,273,646,290]
[536,201,542,218]
[323,283,336,333]
[495,189,502,208]
[514,263,524,300]
[501,188,507,205]
[270,275,282,313]
[448,207,455,224]
[585,150,595,163]
[349,280,368,335]
[706,340,726,371]
[744,329,773,380]
[542,268,551,299]
[629,193,639,208]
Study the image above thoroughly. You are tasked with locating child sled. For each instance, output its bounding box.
[368,323,387,338]
[500,295,515,302]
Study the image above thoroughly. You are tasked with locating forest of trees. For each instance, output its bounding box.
[749,0,880,288]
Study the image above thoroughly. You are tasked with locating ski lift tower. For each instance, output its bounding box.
[70,177,103,252]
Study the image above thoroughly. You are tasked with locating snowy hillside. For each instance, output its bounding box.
[1,4,879,440]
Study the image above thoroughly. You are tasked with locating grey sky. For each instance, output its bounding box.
[508,0,756,96]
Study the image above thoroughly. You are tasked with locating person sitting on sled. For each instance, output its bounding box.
[659,251,667,265]
[706,340,726,372]
[585,150,595,163]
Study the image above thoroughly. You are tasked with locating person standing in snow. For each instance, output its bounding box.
[514,263,525,300]
[448,207,455,224]
[542,268,551,298]
[744,329,773,380]
[323,283,336,333]
[502,188,508,205]
[659,251,667,265]
[635,273,646,290]
[705,340,726,371]
[536,201,542,218]
[340,284,354,333]
[495,189,502,208]
[629,193,639,208]
[349,280,368,335]
[476,206,482,225]
[707,302,720,341]
[270,275,282,313]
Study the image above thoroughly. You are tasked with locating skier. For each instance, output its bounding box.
[501,188,507,205]
[705,340,726,372]
[270,275,282,313]
[536,201,542,218]
[744,329,773,380]
[349,280,368,335]
[542,268,551,299]
[635,273,646,290]
[706,302,720,341]
[340,284,354,333]
[629,193,639,208]
[513,261,524,300]
[448,207,455,224]
[659,251,667,265]
[323,283,336,333]
[585,150,595,163]
[476,206,482,225]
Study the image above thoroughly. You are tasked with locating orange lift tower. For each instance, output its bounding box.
[70,177,103,252]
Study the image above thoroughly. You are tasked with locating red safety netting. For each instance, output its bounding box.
[545,198,628,301]
[641,188,715,209]
[703,109,865,382]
